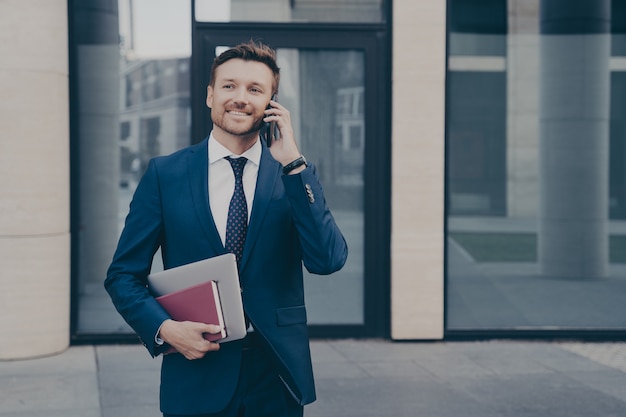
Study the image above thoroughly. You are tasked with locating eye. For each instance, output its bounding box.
[222,84,234,89]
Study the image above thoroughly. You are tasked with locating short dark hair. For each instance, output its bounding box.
[209,40,280,95]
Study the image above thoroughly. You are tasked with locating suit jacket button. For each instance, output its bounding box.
[305,184,315,203]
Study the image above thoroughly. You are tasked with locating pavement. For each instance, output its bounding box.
[2,339,626,417]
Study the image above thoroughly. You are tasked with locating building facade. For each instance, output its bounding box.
[2,0,625,360]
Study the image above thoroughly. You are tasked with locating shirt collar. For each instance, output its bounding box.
[208,132,262,166]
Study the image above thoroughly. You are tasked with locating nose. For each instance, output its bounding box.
[232,88,249,104]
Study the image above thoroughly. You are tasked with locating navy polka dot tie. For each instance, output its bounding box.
[224,156,248,265]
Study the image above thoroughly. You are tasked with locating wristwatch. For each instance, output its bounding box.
[282,155,307,175]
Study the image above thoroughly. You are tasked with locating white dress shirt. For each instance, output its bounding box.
[208,133,261,245]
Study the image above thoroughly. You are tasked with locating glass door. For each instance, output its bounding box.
[192,25,390,337]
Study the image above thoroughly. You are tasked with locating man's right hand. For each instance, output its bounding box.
[158,319,222,360]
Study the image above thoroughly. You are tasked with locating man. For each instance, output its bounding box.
[104,41,348,417]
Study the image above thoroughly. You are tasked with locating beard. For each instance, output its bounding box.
[211,110,265,137]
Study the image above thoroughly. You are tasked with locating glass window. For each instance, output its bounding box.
[612,0,626,56]
[446,0,626,332]
[74,0,192,334]
[448,0,507,56]
[195,0,384,23]
[270,48,366,324]
[296,50,365,324]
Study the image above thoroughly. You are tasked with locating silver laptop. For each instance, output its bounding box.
[147,253,247,343]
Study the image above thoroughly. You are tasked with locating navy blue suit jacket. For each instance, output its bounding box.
[105,138,348,415]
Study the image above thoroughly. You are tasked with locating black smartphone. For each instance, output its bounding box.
[263,95,278,147]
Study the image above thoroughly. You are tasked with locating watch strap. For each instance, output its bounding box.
[282,155,307,175]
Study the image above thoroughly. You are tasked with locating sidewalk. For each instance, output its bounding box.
[2,339,626,417]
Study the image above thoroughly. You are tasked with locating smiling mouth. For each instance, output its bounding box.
[228,110,250,116]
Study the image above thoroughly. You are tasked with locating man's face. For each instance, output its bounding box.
[206,58,274,141]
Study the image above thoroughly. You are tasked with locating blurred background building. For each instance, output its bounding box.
[2,0,625,359]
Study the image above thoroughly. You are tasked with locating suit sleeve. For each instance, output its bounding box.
[282,163,348,275]
[104,159,171,357]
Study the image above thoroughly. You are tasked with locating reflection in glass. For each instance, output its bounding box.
[276,49,366,324]
[446,0,626,332]
[76,0,191,334]
[195,0,384,23]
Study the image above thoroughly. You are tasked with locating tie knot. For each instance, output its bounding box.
[225,156,247,178]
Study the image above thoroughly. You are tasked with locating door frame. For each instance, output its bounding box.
[191,21,391,338]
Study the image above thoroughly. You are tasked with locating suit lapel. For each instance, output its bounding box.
[239,145,281,275]
[188,138,225,254]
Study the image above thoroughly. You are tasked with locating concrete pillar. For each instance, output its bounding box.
[73,0,120,331]
[539,0,611,278]
[391,0,446,339]
[507,0,540,218]
[0,0,70,358]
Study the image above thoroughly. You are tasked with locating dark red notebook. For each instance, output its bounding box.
[156,280,227,349]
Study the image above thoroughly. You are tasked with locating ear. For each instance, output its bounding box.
[206,85,213,108]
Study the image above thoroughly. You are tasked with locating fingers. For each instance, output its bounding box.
[160,320,223,360]
[183,322,223,353]
[190,322,223,335]
[180,340,220,360]
[178,334,221,360]
[263,102,301,164]
[203,323,224,334]
[264,101,290,122]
